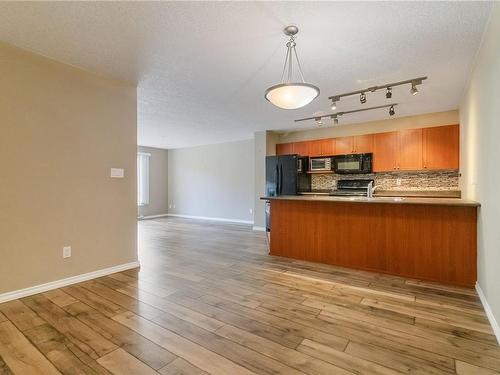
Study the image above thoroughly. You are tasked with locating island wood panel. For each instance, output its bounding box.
[269,199,477,287]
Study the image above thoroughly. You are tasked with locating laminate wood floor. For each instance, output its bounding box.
[1,217,499,374]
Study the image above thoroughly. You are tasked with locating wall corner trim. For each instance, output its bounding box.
[0,261,140,304]
[252,226,266,231]
[167,213,253,225]
[476,282,500,344]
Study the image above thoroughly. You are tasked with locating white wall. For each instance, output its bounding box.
[460,4,500,337]
[168,139,254,223]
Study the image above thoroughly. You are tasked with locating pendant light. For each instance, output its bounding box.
[265,25,319,110]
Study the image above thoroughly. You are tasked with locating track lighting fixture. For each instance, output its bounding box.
[389,105,395,116]
[410,82,419,95]
[295,103,398,124]
[328,76,426,105]
[330,100,337,111]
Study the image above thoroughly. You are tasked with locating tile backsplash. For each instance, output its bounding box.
[311,170,459,191]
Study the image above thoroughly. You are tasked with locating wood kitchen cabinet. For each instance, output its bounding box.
[309,138,335,156]
[334,137,353,155]
[373,131,399,172]
[334,135,373,154]
[276,143,293,155]
[292,141,310,156]
[398,128,423,170]
[353,134,374,154]
[423,125,459,170]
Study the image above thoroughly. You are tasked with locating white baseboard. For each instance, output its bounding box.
[476,282,500,344]
[0,261,140,304]
[167,213,253,225]
[138,213,169,220]
[252,226,266,231]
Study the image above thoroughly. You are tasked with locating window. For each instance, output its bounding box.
[137,152,150,206]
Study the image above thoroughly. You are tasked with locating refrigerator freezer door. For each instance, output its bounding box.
[265,156,278,196]
[278,155,298,195]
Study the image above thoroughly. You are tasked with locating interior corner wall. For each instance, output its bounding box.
[138,146,168,217]
[459,4,500,333]
[167,139,254,223]
[0,42,138,294]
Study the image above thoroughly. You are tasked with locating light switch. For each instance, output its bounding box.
[111,168,125,178]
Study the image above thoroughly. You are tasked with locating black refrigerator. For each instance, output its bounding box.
[265,154,310,232]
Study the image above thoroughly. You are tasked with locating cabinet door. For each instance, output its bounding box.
[310,139,335,156]
[353,134,374,154]
[292,141,310,156]
[373,132,399,172]
[276,143,294,155]
[399,128,423,171]
[423,125,459,170]
[335,136,354,155]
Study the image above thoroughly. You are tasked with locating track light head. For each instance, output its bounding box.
[410,82,418,95]
[315,117,323,126]
[330,100,337,111]
[389,105,395,116]
[360,92,367,104]
[334,117,339,125]
[386,87,392,99]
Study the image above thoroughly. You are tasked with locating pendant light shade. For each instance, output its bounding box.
[265,25,319,110]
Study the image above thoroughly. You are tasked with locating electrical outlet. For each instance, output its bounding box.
[249,208,253,214]
[63,246,72,258]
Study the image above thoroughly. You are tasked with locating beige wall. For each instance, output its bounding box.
[0,43,137,294]
[138,146,168,217]
[277,110,458,143]
[460,4,500,332]
[168,139,254,222]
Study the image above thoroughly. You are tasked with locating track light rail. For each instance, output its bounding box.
[294,103,398,123]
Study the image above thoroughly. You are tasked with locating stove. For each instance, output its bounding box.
[329,179,374,197]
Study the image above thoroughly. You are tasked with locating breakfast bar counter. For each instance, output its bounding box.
[262,195,479,287]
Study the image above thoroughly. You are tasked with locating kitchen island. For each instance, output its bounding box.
[262,195,479,287]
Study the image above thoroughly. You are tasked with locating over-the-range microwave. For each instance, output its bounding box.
[309,157,332,172]
[333,153,373,174]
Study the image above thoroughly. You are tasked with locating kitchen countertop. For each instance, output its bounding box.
[261,195,480,207]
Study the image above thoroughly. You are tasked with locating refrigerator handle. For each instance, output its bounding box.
[275,164,279,195]
[279,165,283,194]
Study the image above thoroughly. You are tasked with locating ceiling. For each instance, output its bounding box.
[0,2,492,149]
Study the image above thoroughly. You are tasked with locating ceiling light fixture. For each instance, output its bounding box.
[265,25,320,110]
[315,117,323,126]
[328,76,426,105]
[333,117,339,125]
[330,100,337,111]
[295,103,398,124]
[389,105,395,116]
[410,81,419,95]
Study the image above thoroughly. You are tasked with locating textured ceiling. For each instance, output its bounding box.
[0,2,492,149]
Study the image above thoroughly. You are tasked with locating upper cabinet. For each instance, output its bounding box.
[353,134,374,154]
[276,142,294,155]
[292,141,310,156]
[309,138,335,157]
[275,124,459,171]
[373,132,399,172]
[423,125,459,170]
[398,128,423,171]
